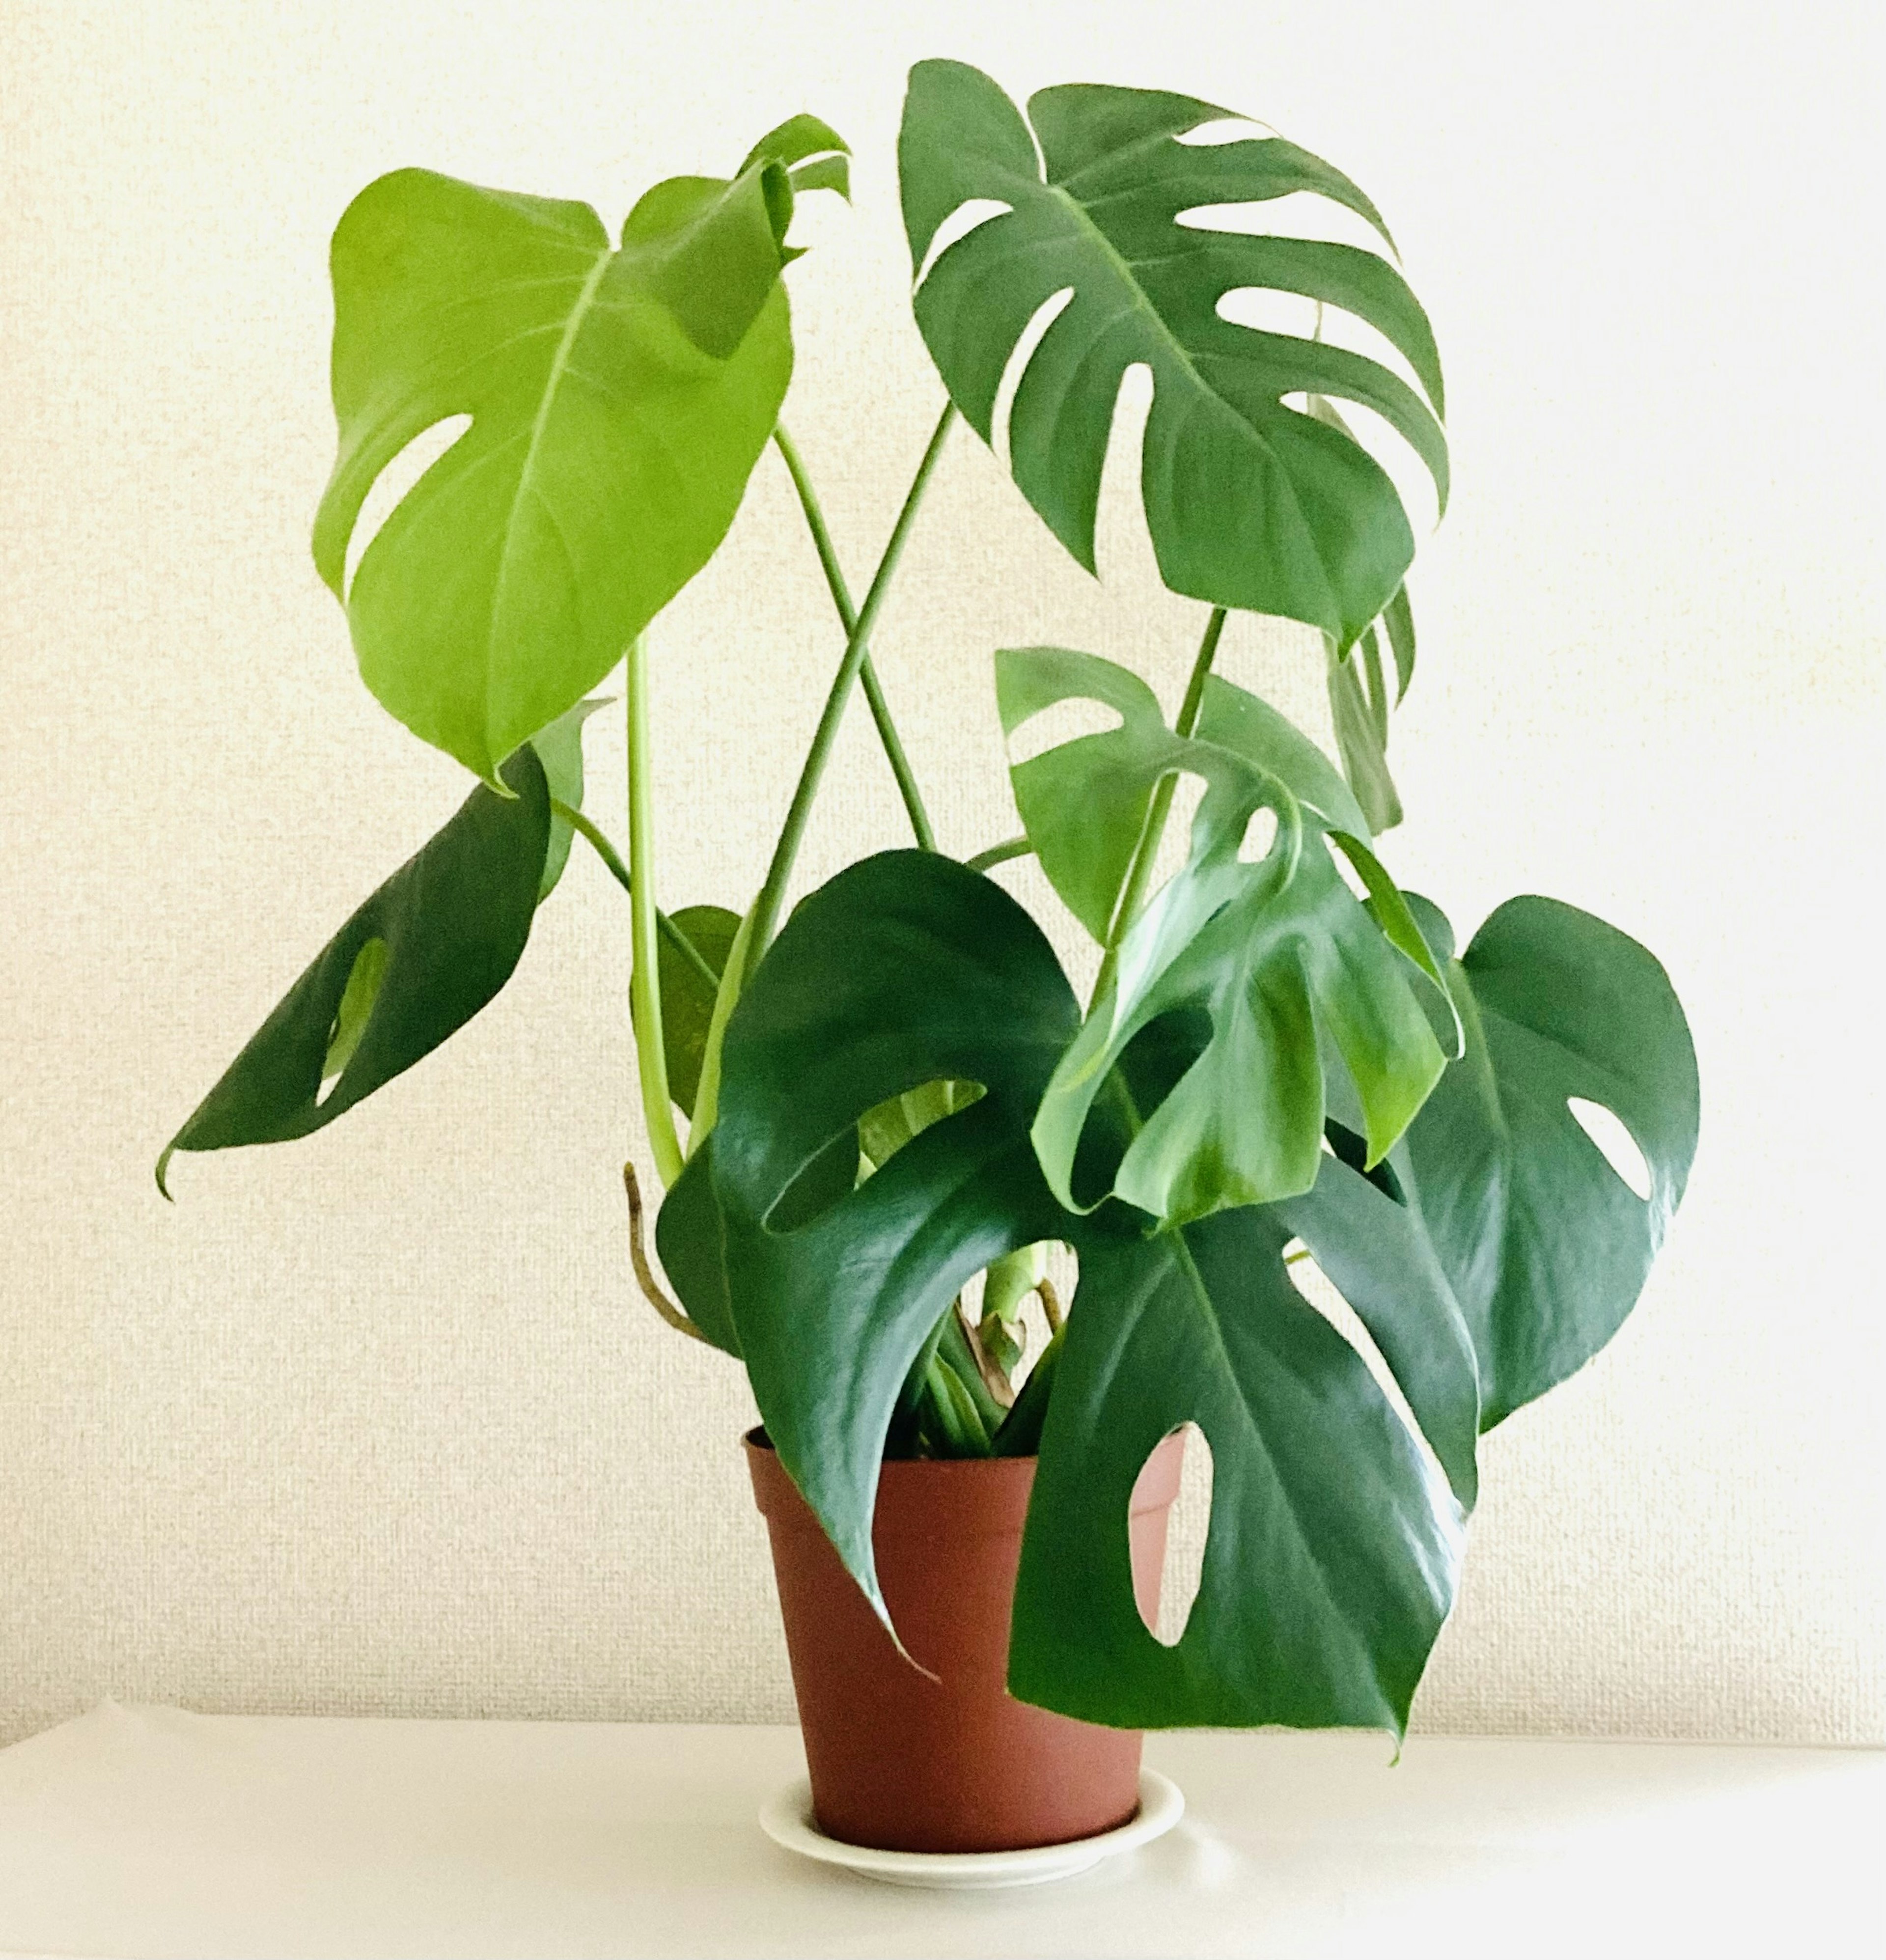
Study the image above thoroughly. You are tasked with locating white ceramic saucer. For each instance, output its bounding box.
[758,1769,1184,1889]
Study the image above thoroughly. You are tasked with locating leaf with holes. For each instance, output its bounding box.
[707,849,1082,1621]
[313,113,848,781]
[1275,1140,1482,1508]
[899,61,1446,648]
[997,646,1371,945]
[1010,1203,1463,1734]
[1399,894,1700,1427]
[157,746,551,1193]
[1003,646,1448,1225]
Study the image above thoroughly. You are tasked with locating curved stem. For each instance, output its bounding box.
[964,835,1034,874]
[1090,606,1228,1009]
[774,426,936,852]
[745,403,956,979]
[551,799,718,994]
[625,638,685,1187]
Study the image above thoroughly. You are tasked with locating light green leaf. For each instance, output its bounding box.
[530,695,610,901]
[1400,894,1700,1427]
[739,112,851,204]
[1001,646,1446,1224]
[313,131,818,780]
[158,746,550,1193]
[899,61,1445,649]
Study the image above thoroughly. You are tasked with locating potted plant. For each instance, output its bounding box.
[160,59,1700,1859]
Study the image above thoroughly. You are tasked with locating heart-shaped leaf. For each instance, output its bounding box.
[1010,1203,1463,1735]
[158,745,551,1193]
[899,61,1446,649]
[1400,894,1701,1427]
[707,850,1081,1617]
[313,119,843,781]
[1004,647,1448,1225]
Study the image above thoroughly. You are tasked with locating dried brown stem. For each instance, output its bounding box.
[1036,1274,1065,1335]
[623,1160,709,1345]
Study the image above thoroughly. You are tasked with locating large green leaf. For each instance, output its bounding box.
[708,850,1081,1619]
[157,746,550,1193]
[1002,647,1447,1225]
[1401,894,1701,1427]
[1009,1203,1463,1734]
[1276,1142,1481,1508]
[313,116,845,781]
[899,61,1446,649]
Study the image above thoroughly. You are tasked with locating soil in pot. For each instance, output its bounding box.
[746,1428,1186,1854]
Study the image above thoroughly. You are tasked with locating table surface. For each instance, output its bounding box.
[0,1705,1878,1960]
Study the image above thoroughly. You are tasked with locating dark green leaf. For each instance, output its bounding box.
[655,903,741,1118]
[1328,647,1403,833]
[1400,894,1701,1427]
[1010,1206,1463,1735]
[652,1138,740,1355]
[1275,1147,1481,1508]
[857,1077,985,1169]
[899,61,1446,649]
[313,130,814,780]
[1384,582,1416,702]
[158,747,550,1193]
[709,850,1081,1619]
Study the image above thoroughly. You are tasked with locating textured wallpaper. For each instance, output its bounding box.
[2,0,1881,1748]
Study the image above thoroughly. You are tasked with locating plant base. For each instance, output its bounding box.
[746,1428,1185,1854]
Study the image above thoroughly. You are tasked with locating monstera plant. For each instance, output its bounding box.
[163,59,1698,1765]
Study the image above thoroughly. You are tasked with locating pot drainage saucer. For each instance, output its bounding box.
[758,1769,1184,1889]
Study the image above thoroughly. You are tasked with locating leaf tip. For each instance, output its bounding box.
[154,1145,178,1202]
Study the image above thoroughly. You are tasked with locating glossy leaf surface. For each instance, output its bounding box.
[1003,647,1447,1224]
[899,61,1446,648]
[1010,1204,1463,1734]
[158,747,550,1191]
[708,851,1081,1618]
[1401,894,1701,1427]
[313,128,826,779]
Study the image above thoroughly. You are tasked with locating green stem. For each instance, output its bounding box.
[550,799,718,994]
[774,426,936,852]
[624,638,685,1187]
[746,403,956,979]
[1090,606,1228,1009]
[687,901,754,1152]
[965,835,1034,874]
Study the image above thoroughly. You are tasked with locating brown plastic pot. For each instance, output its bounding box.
[746,1427,1185,1854]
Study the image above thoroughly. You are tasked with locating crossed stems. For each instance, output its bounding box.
[567,400,1226,1193]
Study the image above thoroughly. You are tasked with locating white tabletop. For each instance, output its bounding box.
[0,1703,1877,1959]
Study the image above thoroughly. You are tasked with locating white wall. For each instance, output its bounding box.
[2,0,1880,1746]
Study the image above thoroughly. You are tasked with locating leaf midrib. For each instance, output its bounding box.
[1163,1226,1374,1676]
[485,242,615,756]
